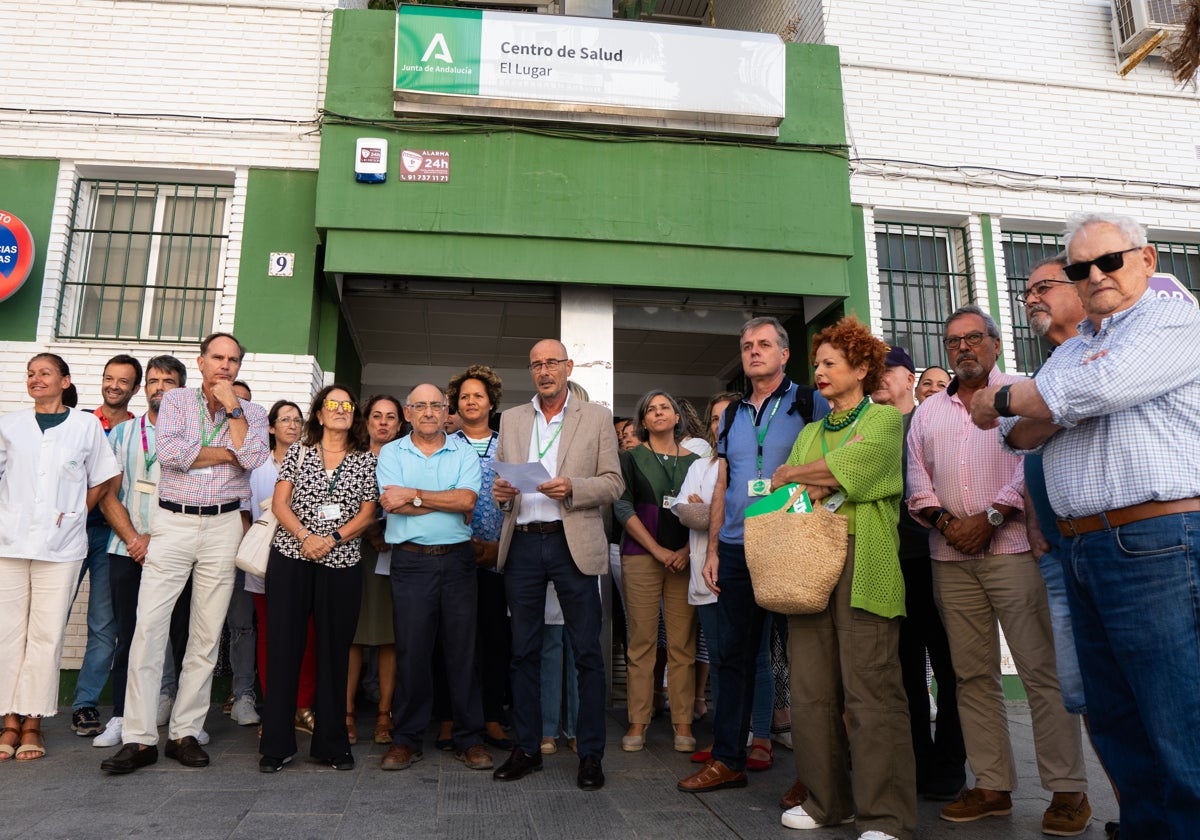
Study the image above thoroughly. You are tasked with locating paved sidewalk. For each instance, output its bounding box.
[0,702,1115,839]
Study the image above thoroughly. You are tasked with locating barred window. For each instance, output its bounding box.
[58,180,231,341]
[875,222,972,372]
[1001,231,1061,374]
[1151,239,1200,295]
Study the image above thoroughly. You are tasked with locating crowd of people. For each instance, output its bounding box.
[1,211,1195,840]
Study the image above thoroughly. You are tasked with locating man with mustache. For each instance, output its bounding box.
[907,305,1089,835]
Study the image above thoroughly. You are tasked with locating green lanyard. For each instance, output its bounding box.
[535,418,564,461]
[139,415,157,474]
[197,390,227,447]
[650,444,682,495]
[753,396,783,478]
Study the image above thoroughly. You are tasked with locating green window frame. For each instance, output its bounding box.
[875,222,973,372]
[58,179,232,341]
[1001,231,1062,374]
[1150,239,1200,295]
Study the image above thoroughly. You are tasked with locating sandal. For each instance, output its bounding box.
[374,709,392,745]
[0,726,18,761]
[746,742,773,772]
[345,710,357,745]
[16,723,45,761]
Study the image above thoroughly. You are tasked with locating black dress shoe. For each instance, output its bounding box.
[101,743,158,774]
[483,733,514,751]
[323,753,355,771]
[577,755,604,791]
[165,736,210,767]
[258,755,292,773]
[492,747,542,781]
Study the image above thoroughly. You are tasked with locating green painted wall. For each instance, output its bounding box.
[0,158,60,341]
[844,205,872,327]
[318,10,853,297]
[233,169,322,356]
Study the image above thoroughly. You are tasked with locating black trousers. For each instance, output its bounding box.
[432,567,511,724]
[261,548,361,761]
[898,553,966,789]
[108,552,190,717]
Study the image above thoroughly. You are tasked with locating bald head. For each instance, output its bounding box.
[528,338,573,407]
[404,383,446,440]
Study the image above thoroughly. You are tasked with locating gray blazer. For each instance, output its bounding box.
[494,398,623,575]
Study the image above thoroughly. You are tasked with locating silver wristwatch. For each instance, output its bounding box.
[985,506,1004,527]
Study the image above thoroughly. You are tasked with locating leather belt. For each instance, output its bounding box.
[514,521,564,534]
[159,499,241,516]
[1056,498,1200,537]
[397,541,469,556]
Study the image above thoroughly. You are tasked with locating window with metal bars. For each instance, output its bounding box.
[875,222,972,372]
[1001,231,1061,374]
[1151,239,1200,295]
[58,180,231,341]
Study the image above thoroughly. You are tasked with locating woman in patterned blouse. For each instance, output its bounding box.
[258,384,379,773]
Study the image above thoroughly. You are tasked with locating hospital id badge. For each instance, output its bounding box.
[133,479,157,495]
[747,479,770,497]
[317,503,342,522]
[662,495,677,509]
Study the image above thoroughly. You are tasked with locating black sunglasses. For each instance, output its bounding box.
[1063,247,1141,282]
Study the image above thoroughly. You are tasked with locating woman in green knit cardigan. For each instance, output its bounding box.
[768,317,916,840]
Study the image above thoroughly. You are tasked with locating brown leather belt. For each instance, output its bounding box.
[514,521,564,534]
[1056,498,1200,537]
[396,541,469,556]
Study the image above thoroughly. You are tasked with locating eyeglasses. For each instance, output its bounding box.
[1015,279,1073,305]
[942,331,990,350]
[322,399,355,413]
[1063,247,1141,282]
[406,402,446,413]
[528,359,568,373]
[275,416,303,425]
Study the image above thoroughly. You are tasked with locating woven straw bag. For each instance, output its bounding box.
[744,485,848,614]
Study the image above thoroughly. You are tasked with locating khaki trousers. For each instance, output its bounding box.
[787,538,917,840]
[932,552,1087,792]
[621,553,696,726]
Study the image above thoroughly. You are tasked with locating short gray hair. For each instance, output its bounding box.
[1030,251,1068,275]
[945,304,999,338]
[1063,213,1147,254]
[739,316,789,351]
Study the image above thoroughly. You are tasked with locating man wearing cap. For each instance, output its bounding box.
[871,346,965,802]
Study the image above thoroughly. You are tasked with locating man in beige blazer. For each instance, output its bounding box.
[491,339,623,792]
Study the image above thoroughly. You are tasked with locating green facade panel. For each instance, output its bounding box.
[0,158,60,341]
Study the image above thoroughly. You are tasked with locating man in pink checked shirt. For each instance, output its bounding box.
[906,305,1089,837]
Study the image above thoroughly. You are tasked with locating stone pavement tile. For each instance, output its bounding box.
[138,789,258,838]
[626,810,749,840]
[437,813,539,840]
[604,768,712,814]
[8,806,144,840]
[526,791,633,839]
[335,811,436,840]
[439,767,528,814]
[229,812,341,840]
[248,764,357,813]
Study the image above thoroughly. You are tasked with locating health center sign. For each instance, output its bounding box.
[0,210,35,303]
[393,5,786,137]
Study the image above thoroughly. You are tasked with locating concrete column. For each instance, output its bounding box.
[560,285,614,411]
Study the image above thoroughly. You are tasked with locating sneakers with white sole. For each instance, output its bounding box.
[859,832,899,840]
[93,717,124,748]
[781,804,855,830]
[156,694,173,728]
[230,695,261,726]
[197,729,210,746]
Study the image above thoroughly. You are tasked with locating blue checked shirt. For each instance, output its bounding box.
[1001,288,1200,518]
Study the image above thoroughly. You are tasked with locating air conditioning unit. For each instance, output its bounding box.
[1111,0,1187,56]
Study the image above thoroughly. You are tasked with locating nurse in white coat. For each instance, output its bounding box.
[0,353,120,761]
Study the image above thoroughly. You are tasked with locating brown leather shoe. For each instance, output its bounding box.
[1043,792,1091,837]
[677,759,748,793]
[940,787,1013,822]
[779,777,809,810]
[380,743,422,771]
[455,744,494,770]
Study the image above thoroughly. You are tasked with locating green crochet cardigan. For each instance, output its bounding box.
[785,402,906,619]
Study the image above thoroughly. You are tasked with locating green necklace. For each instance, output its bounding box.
[823,396,870,431]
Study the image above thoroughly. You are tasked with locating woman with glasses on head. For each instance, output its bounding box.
[259,385,379,773]
[616,389,701,754]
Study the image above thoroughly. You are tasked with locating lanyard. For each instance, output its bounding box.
[319,443,346,496]
[649,443,682,494]
[197,390,227,447]
[535,417,564,461]
[140,415,156,474]
[753,396,783,478]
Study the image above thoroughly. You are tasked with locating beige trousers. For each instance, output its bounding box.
[621,553,696,726]
[932,552,1087,792]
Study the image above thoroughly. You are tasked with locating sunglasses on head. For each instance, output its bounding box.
[1063,247,1141,282]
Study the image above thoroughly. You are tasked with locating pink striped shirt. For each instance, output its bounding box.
[906,367,1027,562]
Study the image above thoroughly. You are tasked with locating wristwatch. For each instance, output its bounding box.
[412,494,423,508]
[228,406,244,420]
[993,385,1013,418]
[985,506,1005,527]
[331,530,344,544]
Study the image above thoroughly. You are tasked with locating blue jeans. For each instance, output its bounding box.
[751,616,774,739]
[540,624,578,739]
[73,524,116,709]
[1037,550,1086,714]
[696,604,722,715]
[1065,512,1200,836]
[711,541,767,771]
[225,569,257,700]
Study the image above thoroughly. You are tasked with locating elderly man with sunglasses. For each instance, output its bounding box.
[970,213,1200,837]
[908,305,1089,836]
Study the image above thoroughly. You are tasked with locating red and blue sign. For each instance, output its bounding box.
[0,210,35,303]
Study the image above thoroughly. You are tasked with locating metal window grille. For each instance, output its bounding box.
[1151,239,1200,295]
[875,223,972,372]
[1001,232,1062,374]
[58,180,231,341]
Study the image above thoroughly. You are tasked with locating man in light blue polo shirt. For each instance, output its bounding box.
[375,383,490,772]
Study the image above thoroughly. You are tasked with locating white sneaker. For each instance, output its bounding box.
[230,695,261,726]
[92,717,124,748]
[156,694,173,727]
[859,832,899,840]
[781,804,855,830]
[197,729,210,746]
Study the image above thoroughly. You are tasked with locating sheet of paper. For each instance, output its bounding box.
[492,460,553,494]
